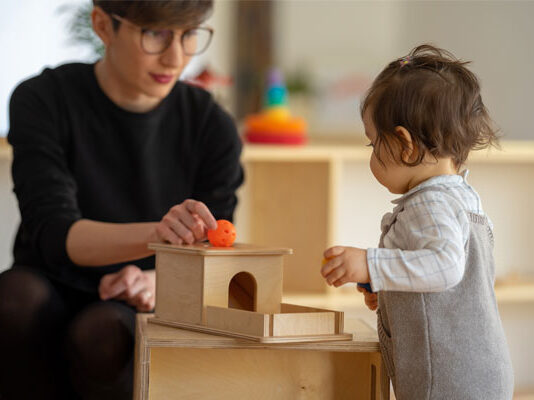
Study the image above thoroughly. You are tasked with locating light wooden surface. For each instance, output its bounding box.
[203,254,284,315]
[134,313,389,400]
[494,281,534,304]
[205,305,269,336]
[246,160,330,293]
[155,252,204,324]
[241,139,534,163]
[148,242,292,256]
[152,243,288,325]
[149,313,352,344]
[0,138,10,160]
[151,241,350,342]
[151,301,351,343]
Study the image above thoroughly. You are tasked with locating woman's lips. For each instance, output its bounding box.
[150,73,174,84]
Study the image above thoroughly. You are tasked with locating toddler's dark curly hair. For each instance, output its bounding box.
[361,44,499,167]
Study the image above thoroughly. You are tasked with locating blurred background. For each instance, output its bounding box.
[1,1,533,397]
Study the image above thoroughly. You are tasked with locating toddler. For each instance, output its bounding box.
[321,44,514,399]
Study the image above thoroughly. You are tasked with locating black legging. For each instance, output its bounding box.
[0,266,136,400]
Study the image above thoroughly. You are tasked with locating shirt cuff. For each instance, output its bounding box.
[366,248,384,292]
[38,216,79,269]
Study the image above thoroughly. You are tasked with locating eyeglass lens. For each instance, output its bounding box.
[141,28,212,55]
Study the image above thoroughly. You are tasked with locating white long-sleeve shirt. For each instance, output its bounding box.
[367,171,490,293]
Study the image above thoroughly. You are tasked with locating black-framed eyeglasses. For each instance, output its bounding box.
[110,14,214,56]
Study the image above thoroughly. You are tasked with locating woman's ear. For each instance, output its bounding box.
[91,6,114,47]
[394,126,417,163]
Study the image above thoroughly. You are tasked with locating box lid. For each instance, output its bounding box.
[148,242,293,256]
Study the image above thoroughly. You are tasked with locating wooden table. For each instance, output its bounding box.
[134,313,389,399]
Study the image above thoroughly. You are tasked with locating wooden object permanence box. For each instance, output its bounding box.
[148,243,352,343]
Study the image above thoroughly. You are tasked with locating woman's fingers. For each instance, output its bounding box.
[165,213,195,244]
[121,274,147,300]
[99,265,142,300]
[99,268,155,312]
[155,221,183,245]
[169,208,206,242]
[184,199,217,230]
[156,200,216,245]
[98,273,116,300]
[132,289,155,312]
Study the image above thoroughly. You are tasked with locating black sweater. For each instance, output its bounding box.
[7,63,244,293]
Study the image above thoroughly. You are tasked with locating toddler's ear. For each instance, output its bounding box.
[394,126,416,163]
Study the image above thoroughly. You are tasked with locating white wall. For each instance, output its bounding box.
[274,0,534,141]
[0,0,93,136]
[397,1,534,141]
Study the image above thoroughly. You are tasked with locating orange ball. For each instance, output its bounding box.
[207,219,237,247]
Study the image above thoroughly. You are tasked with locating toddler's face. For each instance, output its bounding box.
[363,110,411,194]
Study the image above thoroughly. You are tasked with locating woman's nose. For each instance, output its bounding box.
[159,36,188,69]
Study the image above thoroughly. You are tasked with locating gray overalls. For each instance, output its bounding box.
[377,187,514,399]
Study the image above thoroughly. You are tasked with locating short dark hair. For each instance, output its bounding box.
[361,44,499,167]
[93,0,213,29]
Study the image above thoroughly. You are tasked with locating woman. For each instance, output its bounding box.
[0,1,243,399]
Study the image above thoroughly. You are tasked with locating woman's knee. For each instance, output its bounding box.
[66,301,135,381]
[0,267,65,333]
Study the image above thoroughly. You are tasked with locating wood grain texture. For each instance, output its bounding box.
[203,255,283,315]
[149,347,371,399]
[135,314,390,399]
[149,316,352,344]
[155,252,204,324]
[272,311,335,336]
[248,161,329,293]
[148,242,292,256]
[205,305,269,337]
[140,313,378,351]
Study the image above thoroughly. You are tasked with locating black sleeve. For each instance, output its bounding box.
[7,80,81,270]
[193,102,244,222]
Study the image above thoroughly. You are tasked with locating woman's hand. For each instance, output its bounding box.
[151,199,217,245]
[99,265,155,312]
[321,246,370,287]
[357,285,378,311]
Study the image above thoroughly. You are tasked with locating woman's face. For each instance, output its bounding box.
[102,13,195,101]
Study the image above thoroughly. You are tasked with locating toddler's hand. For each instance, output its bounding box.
[321,246,370,287]
[357,285,378,311]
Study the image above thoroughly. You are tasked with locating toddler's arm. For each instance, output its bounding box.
[368,191,470,292]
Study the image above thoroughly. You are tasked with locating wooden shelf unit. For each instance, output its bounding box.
[0,138,10,160]
[240,138,534,295]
